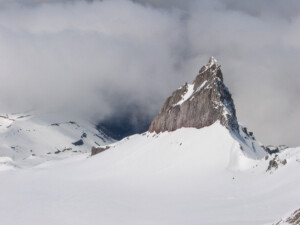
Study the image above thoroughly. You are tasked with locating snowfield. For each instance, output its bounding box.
[0,122,299,225]
[0,112,114,165]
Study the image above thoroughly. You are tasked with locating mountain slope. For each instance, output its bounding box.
[149,56,238,132]
[0,112,114,164]
[0,123,299,225]
[0,58,299,225]
[150,57,266,159]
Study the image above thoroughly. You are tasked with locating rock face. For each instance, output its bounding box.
[91,146,110,156]
[149,57,238,133]
[273,208,300,225]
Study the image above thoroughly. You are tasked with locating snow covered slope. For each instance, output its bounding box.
[0,112,114,162]
[0,122,299,225]
[0,57,298,225]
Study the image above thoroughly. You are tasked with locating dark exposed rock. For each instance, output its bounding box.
[81,132,87,138]
[286,209,300,224]
[264,146,280,154]
[262,145,289,155]
[149,57,238,133]
[273,208,300,225]
[267,146,280,154]
[240,126,256,141]
[267,158,279,171]
[62,148,72,152]
[91,146,110,156]
[282,159,287,165]
[267,155,287,172]
[72,139,84,146]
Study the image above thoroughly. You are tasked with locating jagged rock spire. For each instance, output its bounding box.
[149,57,239,133]
[207,56,218,67]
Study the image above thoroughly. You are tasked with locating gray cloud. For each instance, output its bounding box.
[0,0,299,146]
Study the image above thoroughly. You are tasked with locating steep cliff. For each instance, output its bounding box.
[149,57,238,133]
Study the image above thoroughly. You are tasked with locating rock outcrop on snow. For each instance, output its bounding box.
[91,146,110,156]
[148,57,269,159]
[149,57,238,133]
[91,57,271,159]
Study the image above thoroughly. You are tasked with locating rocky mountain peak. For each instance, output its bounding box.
[149,57,239,133]
[206,56,218,69]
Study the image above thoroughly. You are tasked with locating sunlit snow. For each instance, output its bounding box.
[0,122,299,225]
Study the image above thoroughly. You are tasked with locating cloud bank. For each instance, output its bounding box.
[0,0,299,146]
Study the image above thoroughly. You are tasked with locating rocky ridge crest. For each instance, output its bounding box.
[149,57,238,133]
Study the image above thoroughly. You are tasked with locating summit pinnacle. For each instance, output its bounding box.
[149,57,239,133]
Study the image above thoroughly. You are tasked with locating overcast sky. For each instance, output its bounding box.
[0,0,299,146]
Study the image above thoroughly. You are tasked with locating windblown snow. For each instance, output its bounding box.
[0,121,299,225]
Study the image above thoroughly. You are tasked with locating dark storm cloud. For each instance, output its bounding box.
[0,0,299,146]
